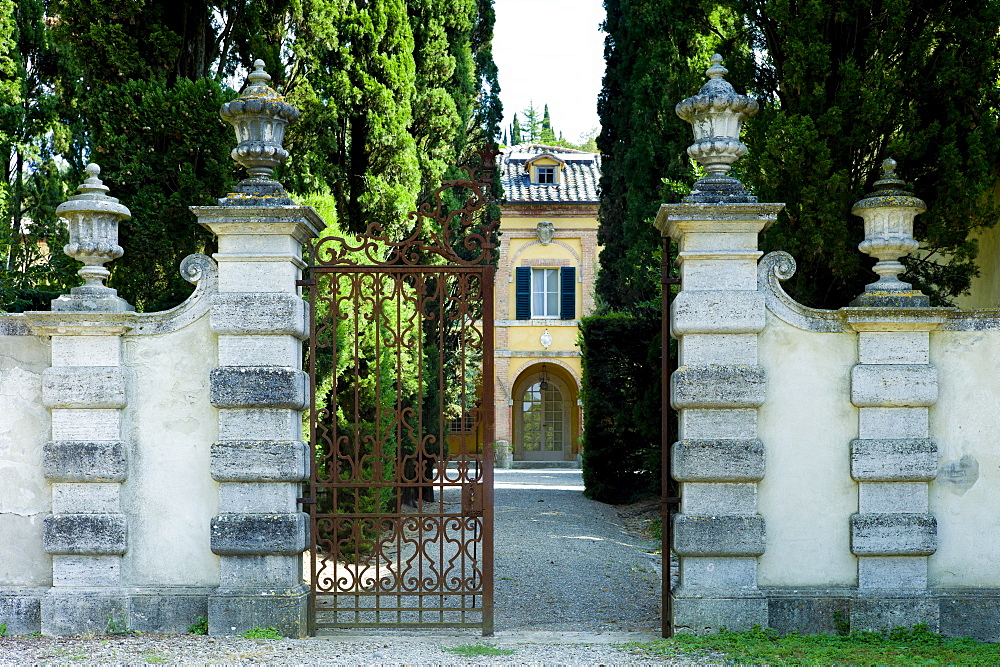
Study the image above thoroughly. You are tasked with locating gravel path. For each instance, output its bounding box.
[493,469,663,632]
[0,469,704,664]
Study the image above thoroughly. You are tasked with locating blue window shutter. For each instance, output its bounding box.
[560,267,576,319]
[515,267,531,320]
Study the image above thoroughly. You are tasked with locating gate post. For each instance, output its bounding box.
[191,61,324,637]
[654,55,784,633]
[29,164,134,636]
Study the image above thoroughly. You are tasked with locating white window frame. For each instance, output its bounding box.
[531,267,560,319]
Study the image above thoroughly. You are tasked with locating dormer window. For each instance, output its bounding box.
[536,166,555,184]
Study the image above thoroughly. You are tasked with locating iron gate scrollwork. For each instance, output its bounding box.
[304,148,499,633]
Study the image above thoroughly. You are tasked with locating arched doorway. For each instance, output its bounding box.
[513,364,578,462]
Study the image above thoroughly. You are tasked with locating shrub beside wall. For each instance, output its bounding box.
[579,309,661,504]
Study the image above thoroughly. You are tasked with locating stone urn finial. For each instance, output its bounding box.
[53,163,134,312]
[850,158,929,307]
[676,54,759,203]
[218,59,300,205]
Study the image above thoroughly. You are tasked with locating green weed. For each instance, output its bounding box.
[241,626,283,639]
[105,615,132,636]
[628,625,1000,665]
[188,616,208,635]
[141,651,169,663]
[444,644,516,658]
[0,622,6,636]
[648,518,662,541]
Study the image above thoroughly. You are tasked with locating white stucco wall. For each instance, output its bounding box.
[0,329,52,587]
[929,329,1000,588]
[757,313,859,587]
[122,313,220,587]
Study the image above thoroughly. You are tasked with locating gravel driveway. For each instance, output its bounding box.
[493,468,663,632]
[0,469,696,664]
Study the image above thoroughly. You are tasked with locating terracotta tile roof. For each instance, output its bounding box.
[500,143,601,204]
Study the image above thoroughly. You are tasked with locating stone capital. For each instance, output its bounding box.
[654,202,784,241]
[191,205,325,245]
[842,307,954,332]
[24,311,137,337]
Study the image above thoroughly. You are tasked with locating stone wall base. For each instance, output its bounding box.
[208,585,309,638]
[41,589,128,636]
[1,587,215,636]
[0,589,43,635]
[672,588,1000,641]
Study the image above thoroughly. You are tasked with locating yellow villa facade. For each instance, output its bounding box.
[491,144,602,465]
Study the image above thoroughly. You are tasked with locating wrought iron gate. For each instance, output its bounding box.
[303,149,498,634]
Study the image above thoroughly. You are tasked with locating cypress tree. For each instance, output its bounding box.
[511,115,522,145]
[540,103,556,143]
[595,0,730,310]
[287,0,421,236]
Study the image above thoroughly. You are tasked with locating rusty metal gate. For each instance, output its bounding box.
[302,149,499,634]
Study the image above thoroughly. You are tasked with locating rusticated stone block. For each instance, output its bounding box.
[851,364,938,408]
[209,367,306,409]
[672,439,764,482]
[211,441,308,482]
[41,592,129,637]
[210,513,308,556]
[671,290,765,336]
[42,367,125,409]
[851,513,937,556]
[939,595,1000,642]
[44,441,127,482]
[671,594,768,634]
[211,293,308,339]
[673,514,765,557]
[851,439,937,481]
[672,365,765,409]
[0,595,42,635]
[43,514,127,555]
[851,595,939,633]
[208,585,309,637]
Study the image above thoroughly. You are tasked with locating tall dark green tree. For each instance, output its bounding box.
[737,0,1000,307]
[287,0,420,236]
[54,0,293,310]
[540,103,556,143]
[0,0,82,311]
[510,115,522,144]
[595,0,734,311]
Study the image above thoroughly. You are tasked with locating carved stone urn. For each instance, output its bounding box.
[52,163,134,312]
[675,54,759,203]
[219,59,300,205]
[851,158,929,307]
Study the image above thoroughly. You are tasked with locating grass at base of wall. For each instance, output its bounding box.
[627,625,1000,665]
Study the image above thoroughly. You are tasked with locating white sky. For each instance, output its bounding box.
[492,0,606,145]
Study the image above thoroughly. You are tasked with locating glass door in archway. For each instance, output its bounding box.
[521,381,565,461]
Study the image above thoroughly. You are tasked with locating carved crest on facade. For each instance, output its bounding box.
[536,221,554,245]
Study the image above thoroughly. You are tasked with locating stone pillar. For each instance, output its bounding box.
[845,311,943,630]
[194,60,323,638]
[656,54,784,633]
[844,160,943,630]
[658,204,781,632]
[28,165,135,635]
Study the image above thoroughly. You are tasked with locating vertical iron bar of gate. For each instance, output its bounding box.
[303,274,319,637]
[481,264,496,636]
[661,237,680,638]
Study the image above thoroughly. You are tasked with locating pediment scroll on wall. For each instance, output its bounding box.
[757,251,847,333]
[128,253,219,336]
